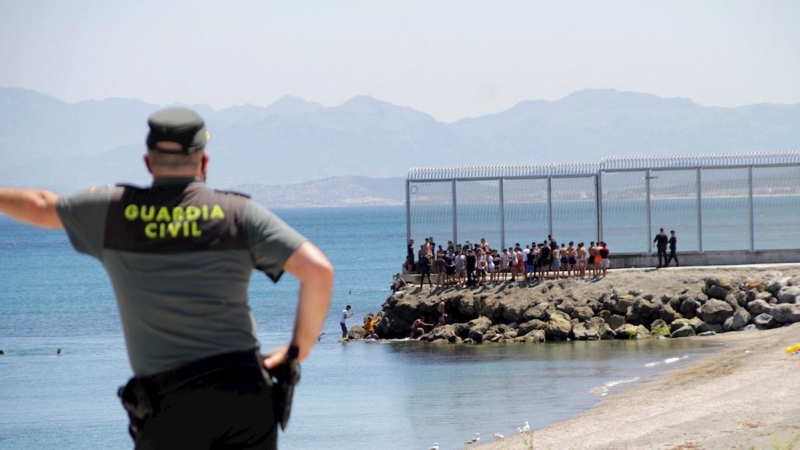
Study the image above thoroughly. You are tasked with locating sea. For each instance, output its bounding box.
[0,205,724,450]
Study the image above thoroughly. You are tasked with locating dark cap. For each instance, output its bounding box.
[146,107,209,153]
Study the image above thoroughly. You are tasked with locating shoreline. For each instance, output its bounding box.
[480,322,800,450]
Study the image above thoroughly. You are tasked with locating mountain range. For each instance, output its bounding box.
[1,87,799,206]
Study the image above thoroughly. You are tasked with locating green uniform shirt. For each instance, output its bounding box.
[56,177,307,377]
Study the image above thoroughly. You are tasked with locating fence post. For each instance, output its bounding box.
[646,168,652,253]
[596,172,603,242]
[452,180,458,246]
[547,176,553,237]
[406,179,412,244]
[697,168,703,253]
[499,178,506,251]
[748,166,754,252]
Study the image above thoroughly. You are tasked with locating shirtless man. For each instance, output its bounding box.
[587,241,597,278]
[577,242,588,279]
[411,317,434,338]
[566,241,577,278]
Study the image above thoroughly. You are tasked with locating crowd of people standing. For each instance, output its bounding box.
[404,235,611,288]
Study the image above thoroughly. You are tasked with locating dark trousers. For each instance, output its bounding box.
[666,249,679,267]
[340,322,348,338]
[130,351,277,450]
[657,247,667,267]
[419,269,433,287]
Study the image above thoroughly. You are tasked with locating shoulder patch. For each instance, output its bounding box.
[213,189,251,199]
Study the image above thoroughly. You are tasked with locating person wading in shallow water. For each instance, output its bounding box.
[0,107,334,450]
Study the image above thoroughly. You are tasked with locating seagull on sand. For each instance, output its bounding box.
[517,421,530,434]
[493,432,505,441]
[428,443,439,450]
[464,433,480,445]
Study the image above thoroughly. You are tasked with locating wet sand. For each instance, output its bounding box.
[480,322,800,450]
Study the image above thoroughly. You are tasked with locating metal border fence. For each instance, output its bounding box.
[406,151,800,254]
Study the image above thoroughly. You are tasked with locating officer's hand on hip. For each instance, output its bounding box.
[263,345,290,373]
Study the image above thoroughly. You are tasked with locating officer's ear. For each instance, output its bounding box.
[201,153,210,177]
[144,154,153,175]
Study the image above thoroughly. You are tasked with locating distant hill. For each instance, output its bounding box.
[232,176,406,208]
[1,87,798,196]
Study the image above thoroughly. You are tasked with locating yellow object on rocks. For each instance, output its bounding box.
[786,344,800,354]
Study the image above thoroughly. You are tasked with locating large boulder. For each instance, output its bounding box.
[704,277,735,300]
[754,313,778,329]
[521,304,549,321]
[723,308,751,332]
[659,304,681,323]
[608,314,626,330]
[671,325,696,338]
[746,280,767,292]
[455,296,482,318]
[571,306,595,322]
[586,317,616,340]
[697,299,734,324]
[679,298,701,318]
[649,319,671,337]
[467,316,493,342]
[545,311,573,341]
[747,299,773,316]
[614,295,636,315]
[572,322,601,340]
[777,286,800,304]
[347,325,366,340]
[501,301,528,322]
[615,324,650,340]
[632,298,659,319]
[515,330,546,343]
[771,304,800,324]
[517,319,547,336]
[427,324,458,342]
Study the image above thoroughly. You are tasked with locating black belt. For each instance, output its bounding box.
[145,349,261,392]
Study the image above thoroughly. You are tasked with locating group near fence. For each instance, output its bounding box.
[406,151,800,256]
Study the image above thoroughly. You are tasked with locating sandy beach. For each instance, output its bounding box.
[480,321,800,450]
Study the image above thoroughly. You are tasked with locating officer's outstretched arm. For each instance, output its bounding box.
[0,188,63,229]
[264,241,333,369]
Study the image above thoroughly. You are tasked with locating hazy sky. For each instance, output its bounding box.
[1,1,798,122]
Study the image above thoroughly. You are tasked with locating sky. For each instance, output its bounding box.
[1,0,799,122]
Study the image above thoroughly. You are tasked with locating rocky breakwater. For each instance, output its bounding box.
[348,267,800,343]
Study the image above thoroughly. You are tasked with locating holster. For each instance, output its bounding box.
[118,378,155,440]
[270,361,301,431]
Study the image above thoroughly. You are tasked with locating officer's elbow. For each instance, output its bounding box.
[286,242,334,286]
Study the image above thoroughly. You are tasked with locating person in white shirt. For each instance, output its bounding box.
[340,305,354,338]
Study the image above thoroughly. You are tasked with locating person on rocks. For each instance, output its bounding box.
[444,252,456,286]
[436,299,448,326]
[411,317,434,338]
[577,242,587,279]
[364,315,379,340]
[391,273,408,293]
[407,238,416,273]
[653,228,669,268]
[418,250,433,288]
[539,241,551,280]
[341,305,354,338]
[665,230,680,267]
[465,249,477,287]
[455,249,466,285]
[587,241,596,277]
[567,242,577,278]
[598,242,611,278]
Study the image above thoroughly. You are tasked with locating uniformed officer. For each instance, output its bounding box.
[0,107,334,449]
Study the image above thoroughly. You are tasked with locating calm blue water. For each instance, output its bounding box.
[0,206,721,450]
